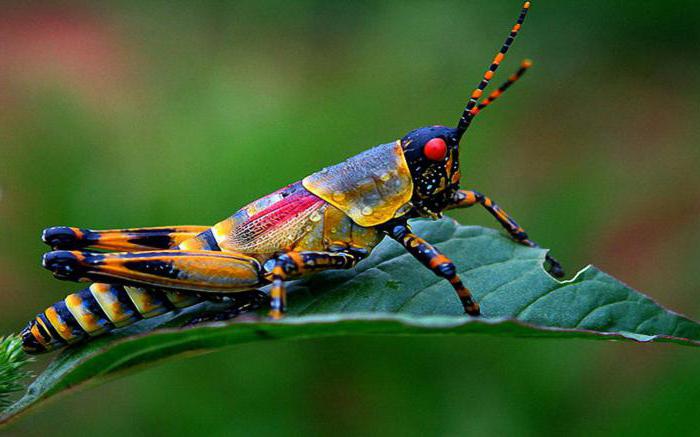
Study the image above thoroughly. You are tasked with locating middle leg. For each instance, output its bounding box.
[382,221,480,316]
[265,251,359,319]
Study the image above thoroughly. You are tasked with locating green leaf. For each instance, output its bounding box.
[0,336,32,410]
[2,219,699,425]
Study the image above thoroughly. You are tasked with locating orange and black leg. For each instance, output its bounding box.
[41,249,264,292]
[42,225,209,251]
[266,251,359,319]
[382,221,480,316]
[447,189,565,278]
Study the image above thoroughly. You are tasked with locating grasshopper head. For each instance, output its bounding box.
[400,126,461,218]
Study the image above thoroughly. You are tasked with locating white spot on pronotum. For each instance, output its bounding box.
[361,206,374,216]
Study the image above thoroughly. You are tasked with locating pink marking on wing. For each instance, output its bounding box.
[247,189,323,231]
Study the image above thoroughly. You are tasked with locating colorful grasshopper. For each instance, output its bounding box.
[20,1,563,354]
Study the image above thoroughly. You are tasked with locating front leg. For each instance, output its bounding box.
[447,189,565,278]
[265,251,359,319]
[382,221,480,316]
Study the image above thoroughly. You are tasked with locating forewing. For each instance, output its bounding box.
[214,183,325,255]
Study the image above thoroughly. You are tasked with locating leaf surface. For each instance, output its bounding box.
[2,219,698,425]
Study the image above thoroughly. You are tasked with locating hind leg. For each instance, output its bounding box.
[42,249,264,293]
[42,226,209,251]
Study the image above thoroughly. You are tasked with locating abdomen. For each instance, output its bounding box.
[21,284,198,353]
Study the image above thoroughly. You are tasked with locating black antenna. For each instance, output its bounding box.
[456,1,532,138]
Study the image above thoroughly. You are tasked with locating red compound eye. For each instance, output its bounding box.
[423,137,447,161]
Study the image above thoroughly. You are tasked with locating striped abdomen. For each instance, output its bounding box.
[20,283,200,354]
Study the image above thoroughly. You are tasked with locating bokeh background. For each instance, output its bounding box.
[2,0,700,435]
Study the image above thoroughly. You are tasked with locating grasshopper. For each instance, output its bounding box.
[20,1,562,354]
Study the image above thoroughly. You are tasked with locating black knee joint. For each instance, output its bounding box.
[275,254,298,275]
[515,231,529,241]
[42,226,87,249]
[42,251,84,280]
[436,262,456,278]
[379,221,410,240]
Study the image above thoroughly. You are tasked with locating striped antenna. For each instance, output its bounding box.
[456,1,532,138]
[471,59,532,117]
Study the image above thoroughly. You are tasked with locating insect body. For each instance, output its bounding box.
[20,1,563,354]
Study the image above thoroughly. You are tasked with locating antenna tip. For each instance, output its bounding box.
[521,59,534,68]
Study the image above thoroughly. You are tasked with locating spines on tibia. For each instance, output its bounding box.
[20,284,202,354]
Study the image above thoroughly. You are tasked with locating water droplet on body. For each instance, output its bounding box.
[309,211,322,222]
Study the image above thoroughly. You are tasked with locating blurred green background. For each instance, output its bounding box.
[1,0,700,435]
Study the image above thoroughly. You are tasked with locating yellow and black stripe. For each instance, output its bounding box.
[20,283,200,354]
